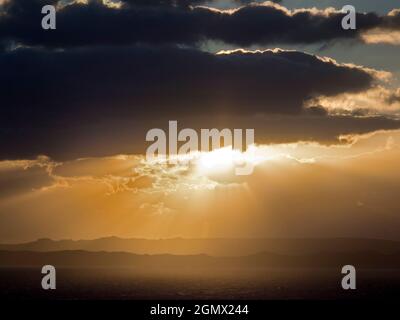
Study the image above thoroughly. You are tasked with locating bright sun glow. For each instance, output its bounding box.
[144,144,284,180]
[197,147,237,172]
[196,146,262,174]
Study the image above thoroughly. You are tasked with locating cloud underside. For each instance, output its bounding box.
[1,0,400,48]
[1,45,399,159]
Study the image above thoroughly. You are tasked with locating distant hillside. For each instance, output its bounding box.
[1,237,400,256]
[1,250,400,269]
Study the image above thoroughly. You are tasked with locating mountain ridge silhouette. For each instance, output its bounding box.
[1,237,400,256]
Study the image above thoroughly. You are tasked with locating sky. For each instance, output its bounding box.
[1,0,400,242]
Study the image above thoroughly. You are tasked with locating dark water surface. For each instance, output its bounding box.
[1,267,399,300]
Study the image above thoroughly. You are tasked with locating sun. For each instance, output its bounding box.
[143,145,265,183]
[197,147,236,173]
[195,146,261,175]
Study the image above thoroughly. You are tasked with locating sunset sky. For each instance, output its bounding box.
[1,0,400,243]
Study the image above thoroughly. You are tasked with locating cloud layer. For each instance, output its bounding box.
[1,0,400,160]
[1,0,400,49]
[2,45,396,159]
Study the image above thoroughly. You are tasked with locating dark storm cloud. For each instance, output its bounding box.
[0,46,374,118]
[0,0,390,49]
[1,44,397,160]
